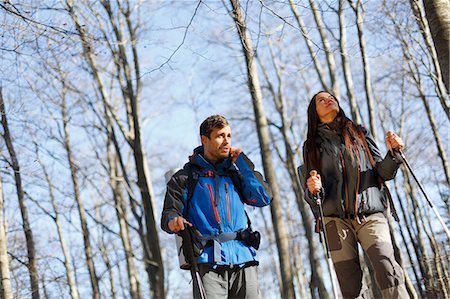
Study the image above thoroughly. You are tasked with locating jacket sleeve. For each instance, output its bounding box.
[363,127,402,181]
[160,169,188,234]
[234,153,272,207]
[300,146,321,216]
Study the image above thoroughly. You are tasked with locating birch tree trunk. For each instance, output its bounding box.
[65,2,165,296]
[402,169,436,298]
[61,94,100,299]
[288,0,329,92]
[0,175,12,299]
[258,46,328,298]
[0,91,40,299]
[348,0,378,140]
[259,209,282,296]
[37,150,80,299]
[105,114,142,299]
[228,1,295,297]
[393,178,426,297]
[338,0,361,124]
[308,0,340,98]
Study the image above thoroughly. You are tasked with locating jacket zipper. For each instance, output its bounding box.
[353,143,361,216]
[225,183,230,222]
[339,150,349,216]
[207,184,221,227]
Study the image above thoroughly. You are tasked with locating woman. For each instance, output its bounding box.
[303,91,409,299]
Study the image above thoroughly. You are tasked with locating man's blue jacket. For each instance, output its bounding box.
[161,146,272,267]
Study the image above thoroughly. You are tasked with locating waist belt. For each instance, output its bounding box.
[198,232,241,263]
[199,232,238,244]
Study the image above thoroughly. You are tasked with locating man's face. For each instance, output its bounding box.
[201,125,232,163]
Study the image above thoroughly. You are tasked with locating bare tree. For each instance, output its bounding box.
[348,0,378,140]
[227,1,296,297]
[61,91,100,299]
[34,143,80,299]
[0,173,12,299]
[385,3,450,187]
[422,0,450,92]
[410,0,450,118]
[288,0,330,92]
[65,1,165,297]
[0,90,40,299]
[308,0,340,98]
[105,112,142,299]
[338,0,361,124]
[257,43,328,298]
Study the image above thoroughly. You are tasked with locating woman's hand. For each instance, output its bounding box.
[306,174,322,195]
[386,132,405,152]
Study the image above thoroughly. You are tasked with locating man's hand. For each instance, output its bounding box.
[386,131,405,152]
[168,216,192,233]
[306,174,322,195]
[230,147,242,163]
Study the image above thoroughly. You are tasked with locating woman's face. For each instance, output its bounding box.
[315,92,339,123]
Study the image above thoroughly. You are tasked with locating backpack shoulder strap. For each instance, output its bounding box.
[183,163,200,219]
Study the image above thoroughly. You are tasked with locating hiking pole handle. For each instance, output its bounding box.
[309,170,320,202]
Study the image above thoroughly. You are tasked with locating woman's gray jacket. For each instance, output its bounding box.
[303,124,402,219]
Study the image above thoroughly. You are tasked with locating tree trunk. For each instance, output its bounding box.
[393,178,426,297]
[259,209,282,296]
[308,0,340,98]
[423,0,450,92]
[258,46,328,298]
[402,169,436,298]
[420,210,449,298]
[66,2,165,297]
[38,153,80,299]
[0,175,12,299]
[349,0,378,140]
[106,117,142,299]
[338,0,362,124]
[388,219,418,299]
[0,91,40,299]
[386,5,450,188]
[228,1,295,297]
[98,230,117,299]
[288,0,329,92]
[410,0,450,118]
[61,95,100,299]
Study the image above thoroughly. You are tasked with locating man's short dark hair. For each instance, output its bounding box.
[200,115,229,138]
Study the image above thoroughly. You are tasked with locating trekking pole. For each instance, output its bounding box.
[310,170,341,298]
[386,132,450,242]
[180,228,207,299]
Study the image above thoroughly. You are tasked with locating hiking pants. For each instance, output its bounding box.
[195,264,261,299]
[324,212,409,299]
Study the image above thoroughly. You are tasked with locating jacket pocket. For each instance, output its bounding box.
[206,183,221,226]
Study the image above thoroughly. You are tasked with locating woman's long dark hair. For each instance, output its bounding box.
[304,91,375,174]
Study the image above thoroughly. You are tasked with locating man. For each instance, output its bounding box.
[161,115,272,299]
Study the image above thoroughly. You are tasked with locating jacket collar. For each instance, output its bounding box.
[189,146,233,172]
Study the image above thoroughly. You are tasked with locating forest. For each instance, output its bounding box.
[0,0,448,298]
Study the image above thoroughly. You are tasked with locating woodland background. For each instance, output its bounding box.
[0,0,448,298]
